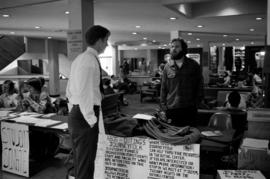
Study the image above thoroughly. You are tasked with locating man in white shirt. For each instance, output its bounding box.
[66,25,110,179]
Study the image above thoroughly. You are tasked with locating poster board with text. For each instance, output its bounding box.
[1,122,29,177]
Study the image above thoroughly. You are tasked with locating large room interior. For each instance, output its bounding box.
[0,0,270,179]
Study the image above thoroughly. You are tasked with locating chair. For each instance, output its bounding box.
[201,112,236,168]
[208,112,233,130]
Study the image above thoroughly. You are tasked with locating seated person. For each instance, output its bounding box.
[222,91,247,149]
[102,78,115,95]
[16,78,55,113]
[0,80,18,108]
[246,81,264,108]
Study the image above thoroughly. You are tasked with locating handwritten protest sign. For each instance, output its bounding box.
[96,135,200,179]
[217,170,266,179]
[1,122,29,177]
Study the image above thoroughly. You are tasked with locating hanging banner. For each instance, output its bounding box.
[1,122,29,177]
[96,135,200,179]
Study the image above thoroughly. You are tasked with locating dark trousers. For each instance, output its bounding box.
[166,106,198,127]
[68,105,99,179]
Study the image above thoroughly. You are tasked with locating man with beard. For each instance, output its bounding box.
[160,38,204,127]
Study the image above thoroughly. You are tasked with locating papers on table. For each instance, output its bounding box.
[132,114,155,120]
[51,123,68,130]
[201,130,223,137]
[41,113,57,118]
[242,138,269,150]
[8,116,61,127]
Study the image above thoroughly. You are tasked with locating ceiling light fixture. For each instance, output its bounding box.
[187,41,191,43]
[10,32,15,34]
[223,35,228,37]
[135,25,141,28]
[197,25,204,28]
[256,17,262,21]
[187,33,192,35]
[35,26,41,29]
[48,36,52,39]
[65,11,70,15]
[249,28,255,32]
[143,37,147,40]
[132,32,137,35]
[222,43,225,46]
[2,14,10,18]
[169,17,177,21]
[236,38,239,41]
[196,38,200,41]
[152,40,156,43]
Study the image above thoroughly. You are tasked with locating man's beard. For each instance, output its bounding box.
[170,51,185,60]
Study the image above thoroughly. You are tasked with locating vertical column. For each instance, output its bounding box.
[67,0,94,76]
[263,0,270,107]
[112,45,119,76]
[202,42,210,84]
[45,39,60,96]
[170,31,182,40]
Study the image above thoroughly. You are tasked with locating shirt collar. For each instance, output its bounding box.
[87,47,99,57]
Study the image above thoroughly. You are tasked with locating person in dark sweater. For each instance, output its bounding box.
[160,38,204,127]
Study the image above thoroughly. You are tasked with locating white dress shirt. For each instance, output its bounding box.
[66,47,102,126]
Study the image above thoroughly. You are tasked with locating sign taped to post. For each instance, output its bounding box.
[96,135,200,179]
[1,122,29,177]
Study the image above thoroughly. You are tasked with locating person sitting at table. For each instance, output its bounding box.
[246,80,264,108]
[222,91,247,150]
[0,80,18,108]
[102,78,115,95]
[17,78,56,113]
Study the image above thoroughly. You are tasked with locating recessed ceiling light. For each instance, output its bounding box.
[48,36,52,39]
[143,37,147,40]
[196,38,200,41]
[152,40,156,43]
[251,41,254,45]
[2,14,10,18]
[65,11,70,15]
[35,26,41,29]
[135,25,141,28]
[187,33,192,35]
[249,28,255,32]
[236,38,239,41]
[10,32,15,34]
[223,34,228,37]
[256,17,263,21]
[132,32,137,35]
[169,17,177,21]
[197,25,204,28]
[222,43,226,46]
[187,41,191,43]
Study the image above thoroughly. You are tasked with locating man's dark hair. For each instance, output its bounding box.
[171,38,188,55]
[85,25,110,45]
[27,78,42,92]
[228,91,241,108]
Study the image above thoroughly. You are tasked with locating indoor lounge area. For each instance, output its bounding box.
[0,0,270,179]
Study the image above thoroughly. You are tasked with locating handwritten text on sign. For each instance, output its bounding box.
[217,170,266,179]
[1,122,29,177]
[102,135,200,179]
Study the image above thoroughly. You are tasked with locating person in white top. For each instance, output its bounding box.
[66,25,110,179]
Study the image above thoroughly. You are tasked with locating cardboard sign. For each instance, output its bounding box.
[217,170,266,179]
[96,135,200,179]
[1,122,29,177]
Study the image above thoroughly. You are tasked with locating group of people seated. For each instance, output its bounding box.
[0,78,68,115]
